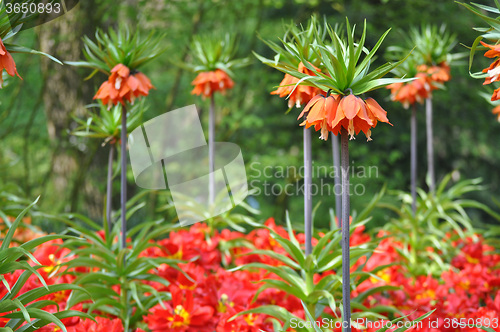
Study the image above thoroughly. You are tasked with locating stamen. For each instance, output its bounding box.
[115,77,122,90]
[366,130,373,142]
[348,120,355,140]
[320,120,329,140]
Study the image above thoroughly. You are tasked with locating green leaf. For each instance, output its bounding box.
[387,309,436,332]
[353,285,400,303]
[301,301,322,332]
[3,308,67,332]
[253,279,307,301]
[5,45,62,65]
[468,35,484,71]
[242,249,301,269]
[229,305,302,325]
[354,28,391,79]
[1,197,39,251]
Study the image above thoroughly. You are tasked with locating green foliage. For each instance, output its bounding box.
[389,24,461,67]
[460,1,500,53]
[379,174,500,276]
[184,33,249,75]
[0,185,33,226]
[72,101,146,144]
[230,216,401,331]
[258,15,330,69]
[157,189,260,235]
[52,213,182,332]
[479,89,500,108]
[385,49,421,79]
[0,1,61,63]
[256,17,413,96]
[460,1,500,75]
[0,0,37,40]
[0,198,92,332]
[66,25,166,78]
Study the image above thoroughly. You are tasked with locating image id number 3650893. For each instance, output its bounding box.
[5,1,61,14]
[439,317,499,329]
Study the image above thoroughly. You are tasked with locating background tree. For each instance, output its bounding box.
[38,1,110,215]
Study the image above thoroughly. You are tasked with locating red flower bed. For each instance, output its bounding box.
[1,218,499,331]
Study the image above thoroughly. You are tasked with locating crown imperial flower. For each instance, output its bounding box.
[480,42,500,95]
[187,33,248,99]
[94,64,154,108]
[68,26,164,108]
[257,18,411,141]
[191,69,234,98]
[299,92,391,141]
[271,62,322,108]
[387,72,433,108]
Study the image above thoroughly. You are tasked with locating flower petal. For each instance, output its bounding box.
[339,94,361,120]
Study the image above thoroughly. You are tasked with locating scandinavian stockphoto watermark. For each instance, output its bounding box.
[248,161,379,197]
[289,317,423,330]
[128,105,248,227]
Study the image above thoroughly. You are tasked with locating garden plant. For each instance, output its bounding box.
[1,1,500,332]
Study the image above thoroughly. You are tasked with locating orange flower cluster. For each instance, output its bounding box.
[94,64,154,108]
[299,93,391,141]
[493,105,500,122]
[0,216,42,245]
[191,69,234,98]
[418,62,451,84]
[481,42,500,102]
[0,37,21,88]
[387,73,433,109]
[271,62,322,108]
[480,40,500,124]
[387,62,450,109]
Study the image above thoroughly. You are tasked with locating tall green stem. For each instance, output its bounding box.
[341,128,351,332]
[332,134,341,228]
[209,95,215,205]
[425,97,435,193]
[106,144,114,233]
[305,270,315,320]
[120,276,129,331]
[120,106,127,250]
[411,105,417,215]
[304,126,312,255]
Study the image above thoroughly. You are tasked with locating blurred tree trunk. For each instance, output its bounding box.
[119,0,139,29]
[165,0,206,111]
[38,1,107,215]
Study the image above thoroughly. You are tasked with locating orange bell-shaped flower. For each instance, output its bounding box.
[191,69,234,98]
[387,72,433,108]
[299,92,391,141]
[94,64,154,107]
[271,62,322,108]
[0,37,21,88]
